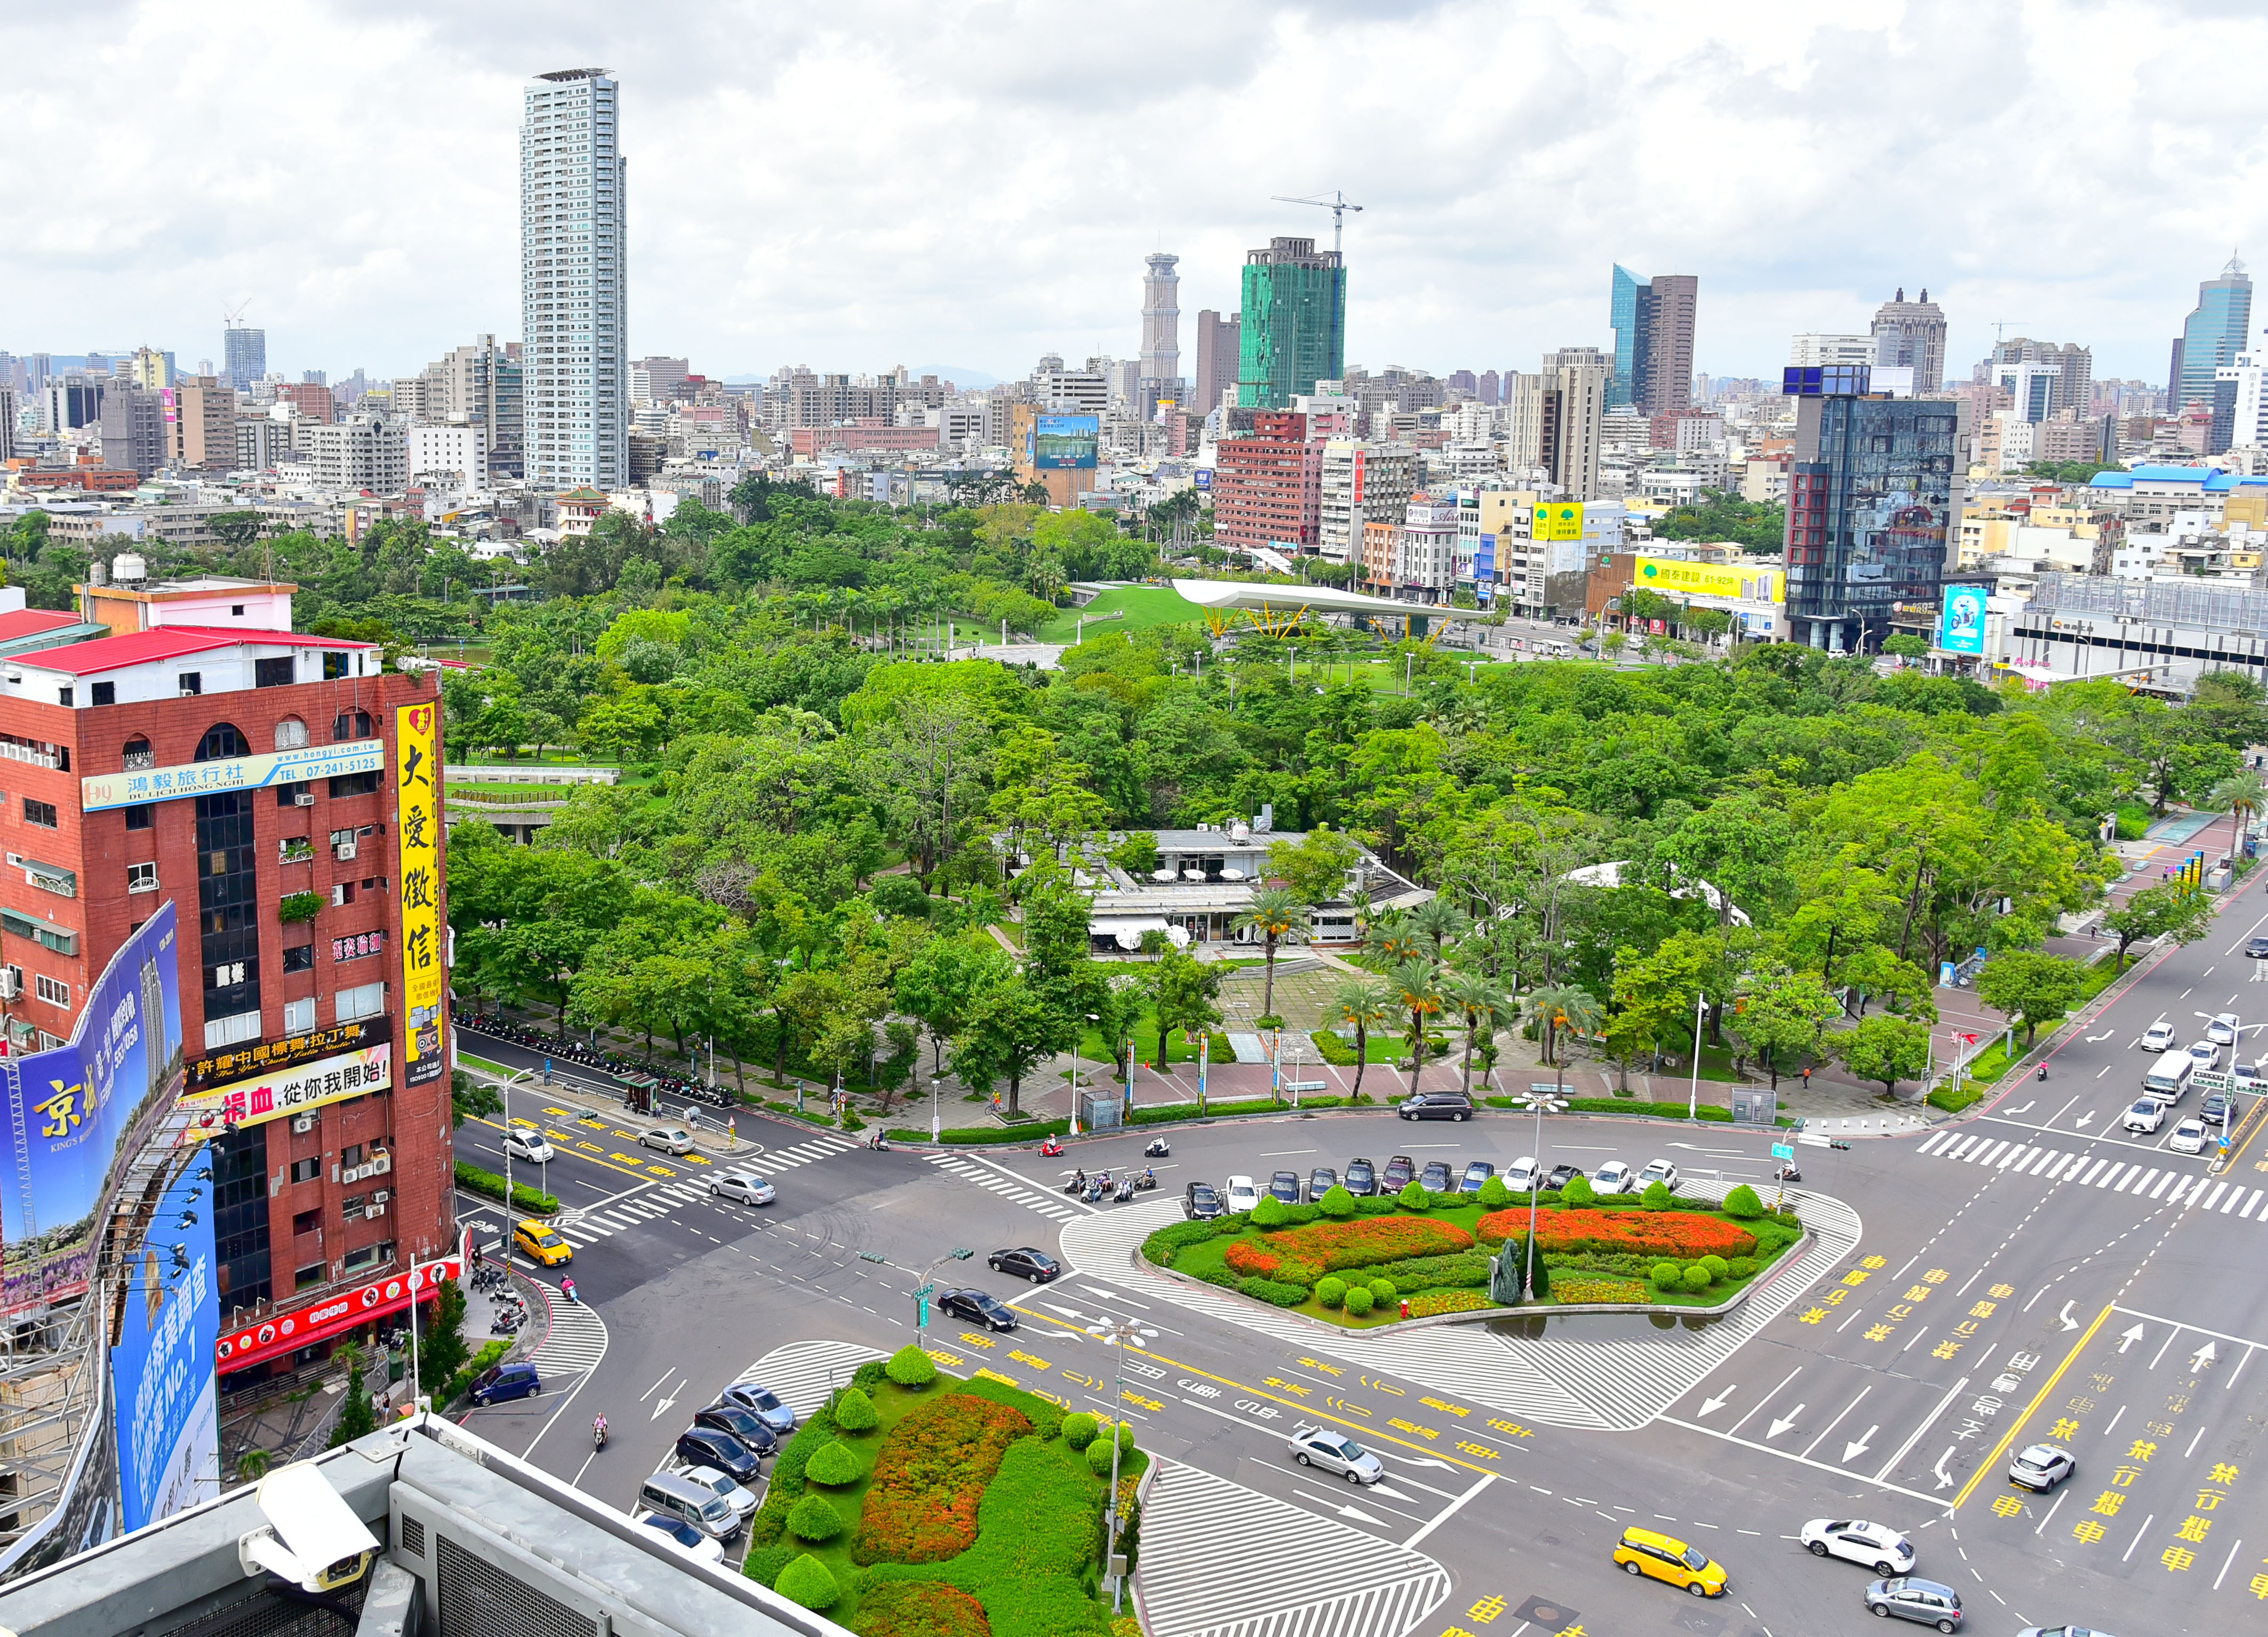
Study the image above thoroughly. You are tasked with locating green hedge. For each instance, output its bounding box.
[1927,1083,1984,1112]
[437,1339,510,1409]
[453,1162,558,1215]
[1238,1275,1311,1306]
[748,1403,842,1549]
[951,1376,1065,1442]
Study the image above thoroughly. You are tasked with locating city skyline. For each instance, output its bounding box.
[4,2,2266,386]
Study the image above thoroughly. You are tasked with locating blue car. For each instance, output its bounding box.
[468,1362,541,1405]
[720,1383,797,1436]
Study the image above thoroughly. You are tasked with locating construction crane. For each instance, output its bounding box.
[223,299,252,328]
[1271,190,1363,254]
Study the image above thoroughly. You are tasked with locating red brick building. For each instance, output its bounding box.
[1211,410,1322,554]
[0,571,453,1385]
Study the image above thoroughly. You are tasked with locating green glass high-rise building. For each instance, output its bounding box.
[1237,237,1345,409]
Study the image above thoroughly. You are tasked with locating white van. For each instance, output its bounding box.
[2143,1053,2194,1104]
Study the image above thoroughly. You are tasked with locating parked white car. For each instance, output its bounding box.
[1502,1155,1542,1193]
[1224,1175,1261,1213]
[2122,1099,2166,1134]
[1637,1159,1681,1192]
[2206,1012,2241,1047]
[1800,1518,1916,1576]
[1592,1160,1636,1195]
[2141,1020,2178,1052]
[2168,1117,2209,1154]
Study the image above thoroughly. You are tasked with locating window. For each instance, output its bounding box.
[276,781,310,807]
[126,862,157,893]
[125,803,154,831]
[332,710,374,742]
[91,682,115,707]
[341,1194,367,1219]
[336,980,384,1023]
[123,736,154,769]
[231,604,245,617]
[34,974,68,1008]
[291,1208,321,1236]
[341,1241,394,1275]
[331,881,355,906]
[57,687,71,708]
[22,798,55,828]
[296,1264,326,1291]
[290,1156,321,1185]
[195,724,244,761]
[323,651,350,680]
[177,672,202,697]
[328,770,380,798]
[282,943,315,973]
[254,657,294,688]
[275,717,309,750]
[204,1009,260,1049]
[342,1143,364,1169]
[283,996,315,1032]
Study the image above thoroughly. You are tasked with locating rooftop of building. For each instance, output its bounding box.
[2090,465,2268,491]
[14,625,378,677]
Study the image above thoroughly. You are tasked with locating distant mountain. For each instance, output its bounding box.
[912,365,999,387]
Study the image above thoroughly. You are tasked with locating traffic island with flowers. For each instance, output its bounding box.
[743,1344,1141,1636]
[1139,1179,1804,1325]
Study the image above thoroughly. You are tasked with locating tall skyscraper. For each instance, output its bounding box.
[223,324,266,391]
[2170,255,2252,451]
[1506,348,1608,500]
[1609,266,1698,413]
[1237,237,1345,410]
[1985,338,2090,420]
[522,67,628,492]
[1192,310,1241,416]
[1140,252,1181,415]
[1609,265,1650,409]
[1871,287,1947,393]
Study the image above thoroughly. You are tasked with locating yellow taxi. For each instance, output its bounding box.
[515,1218,573,1267]
[1612,1526,1727,1597]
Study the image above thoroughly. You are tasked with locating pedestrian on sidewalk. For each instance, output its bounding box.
[1801,1066,1812,1088]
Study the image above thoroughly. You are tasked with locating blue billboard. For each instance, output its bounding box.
[111,1149,218,1532]
[1032,413,1099,469]
[1939,584,1989,656]
[2,904,184,1314]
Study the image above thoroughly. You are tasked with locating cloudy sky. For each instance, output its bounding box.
[6,0,2265,388]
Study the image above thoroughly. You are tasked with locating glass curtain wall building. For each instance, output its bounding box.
[2171,257,2252,453]
[1610,265,1652,409]
[522,68,628,491]
[1237,237,1345,410]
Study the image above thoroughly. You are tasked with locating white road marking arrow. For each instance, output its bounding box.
[1397,1457,1459,1470]
[2075,1112,2095,1128]
[2190,1341,2219,1371]
[1768,1407,1805,1439]
[1697,1387,1736,1417]
[2086,1031,2114,1043]
[1934,1448,1958,1489]
[1844,1426,1878,1464]
[1336,1502,1389,1526]
[2058,1301,2080,1333]
[2118,1323,2146,1354]
[649,1393,678,1422]
[2005,1100,2035,1115]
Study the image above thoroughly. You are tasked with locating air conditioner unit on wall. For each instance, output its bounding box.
[365,1202,386,1219]
[293,791,315,806]
[291,1113,316,1135]
[372,1189,391,1205]
[0,968,20,1000]
[368,1150,392,1175]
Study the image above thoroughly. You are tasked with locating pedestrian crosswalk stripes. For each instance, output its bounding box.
[1912,1128,2265,1218]
[732,1338,888,1417]
[532,1291,609,1375]
[925,1153,1083,1222]
[1136,1458,1448,1637]
[748,1132,859,1169]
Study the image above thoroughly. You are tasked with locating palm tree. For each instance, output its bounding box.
[1332,976,1393,1103]
[1439,967,1511,1096]
[1409,896,1471,959]
[1360,904,1419,965]
[1523,984,1604,1096]
[1390,957,1444,1085]
[2209,771,2268,867]
[1235,887,1309,1017]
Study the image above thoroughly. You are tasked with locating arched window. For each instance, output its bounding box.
[195,724,246,763]
[123,735,154,770]
[274,717,309,751]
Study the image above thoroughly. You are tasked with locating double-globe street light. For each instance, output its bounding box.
[1083,1314,1159,1611]
[1514,1088,1566,1299]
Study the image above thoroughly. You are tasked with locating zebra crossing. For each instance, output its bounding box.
[561,1178,718,1237]
[1059,1188,1860,1433]
[532,1290,609,1375]
[750,1132,861,1169]
[1136,1458,1448,1637]
[732,1338,887,1417]
[925,1152,1085,1223]
[1913,1128,2268,1218]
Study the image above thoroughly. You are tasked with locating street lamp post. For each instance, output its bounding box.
[1084,1314,1160,1610]
[1687,993,1708,1121]
[930,1075,941,1143]
[1515,1090,1566,1299]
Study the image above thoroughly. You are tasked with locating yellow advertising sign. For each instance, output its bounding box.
[183,1044,394,1133]
[395,701,446,1087]
[1531,502,1586,541]
[1633,555,1784,604]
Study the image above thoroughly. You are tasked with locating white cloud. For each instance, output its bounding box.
[4,0,2264,384]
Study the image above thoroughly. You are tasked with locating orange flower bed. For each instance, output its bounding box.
[851,1393,1031,1564]
[1476,1208,1756,1260]
[1266,1217,1475,1271]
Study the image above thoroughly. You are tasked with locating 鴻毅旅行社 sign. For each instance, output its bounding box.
[81,740,383,812]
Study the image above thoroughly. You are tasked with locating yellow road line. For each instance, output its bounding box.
[1953,1300,2114,1510]
[467,1115,656,1184]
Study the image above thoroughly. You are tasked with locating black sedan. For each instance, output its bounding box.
[1418,1161,1454,1192]
[1544,1162,1585,1192]
[693,1403,780,1455]
[1267,1170,1303,1204]
[1183,1181,1223,1220]
[988,1246,1061,1283]
[938,1289,1019,1332]
[1307,1166,1338,1201]
[2248,935,2268,959]
[1344,1157,1378,1196]
[676,1427,764,1486]
[1398,1091,1474,1122]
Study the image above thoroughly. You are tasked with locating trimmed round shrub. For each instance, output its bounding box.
[1727,1256,1759,1278]
[1085,1434,1123,1474]
[803,1441,863,1487]
[1252,1194,1292,1227]
[1640,1180,1673,1211]
[774,1553,841,1610]
[1317,1183,1359,1219]
[1560,1172,1596,1207]
[1476,1175,1513,1208]
[1397,1179,1429,1209]
[1367,1277,1397,1306]
[1649,1260,1681,1288]
[1276,1258,1324,1288]
[1681,1264,1713,1292]
[1344,1286,1375,1316]
[885,1344,938,1387]
[1063,1412,1100,1451]
[1721,1183,1767,1219]
[1698,1253,1730,1281]
[787,1492,844,1543]
[1315,1275,1348,1308]
[833,1386,878,1432]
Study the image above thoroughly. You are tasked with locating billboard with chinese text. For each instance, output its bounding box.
[1532,502,1586,541]
[1031,414,1099,469]
[110,1151,218,1532]
[1633,555,1785,603]
[81,740,383,813]
[396,701,445,1087]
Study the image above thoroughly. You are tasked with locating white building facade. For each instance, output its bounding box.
[522,69,628,493]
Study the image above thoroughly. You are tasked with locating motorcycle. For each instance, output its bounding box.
[593,1418,609,1452]
[1113,1176,1136,1203]
[1772,1163,1802,1184]
[866,1131,892,1151]
[561,1277,578,1304]
[2036,1062,2048,1081]
[1039,1137,1066,1158]
[1134,1169,1157,1192]
[1144,1136,1170,1159]
[1082,1179,1105,1204]
[1063,1169,1087,1195]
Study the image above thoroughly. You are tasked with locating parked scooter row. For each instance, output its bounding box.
[459,1020,737,1107]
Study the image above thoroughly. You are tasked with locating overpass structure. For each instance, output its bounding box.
[1168,578,1446,637]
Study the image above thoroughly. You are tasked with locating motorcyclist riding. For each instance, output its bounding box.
[593,1414,608,1450]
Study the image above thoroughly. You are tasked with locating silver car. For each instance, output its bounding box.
[640,1126,695,1156]
[2141,1020,2177,1052]
[2008,1442,2074,1492]
[1801,1518,1915,1575]
[1866,1577,1962,1632]
[2185,1040,2222,1071]
[502,1129,555,1164]
[710,1172,776,1205]
[1287,1423,1383,1484]
[2206,1011,2241,1047]
[678,1463,757,1521]
[1638,1158,1680,1192]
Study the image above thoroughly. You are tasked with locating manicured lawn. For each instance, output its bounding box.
[1037,584,1210,642]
